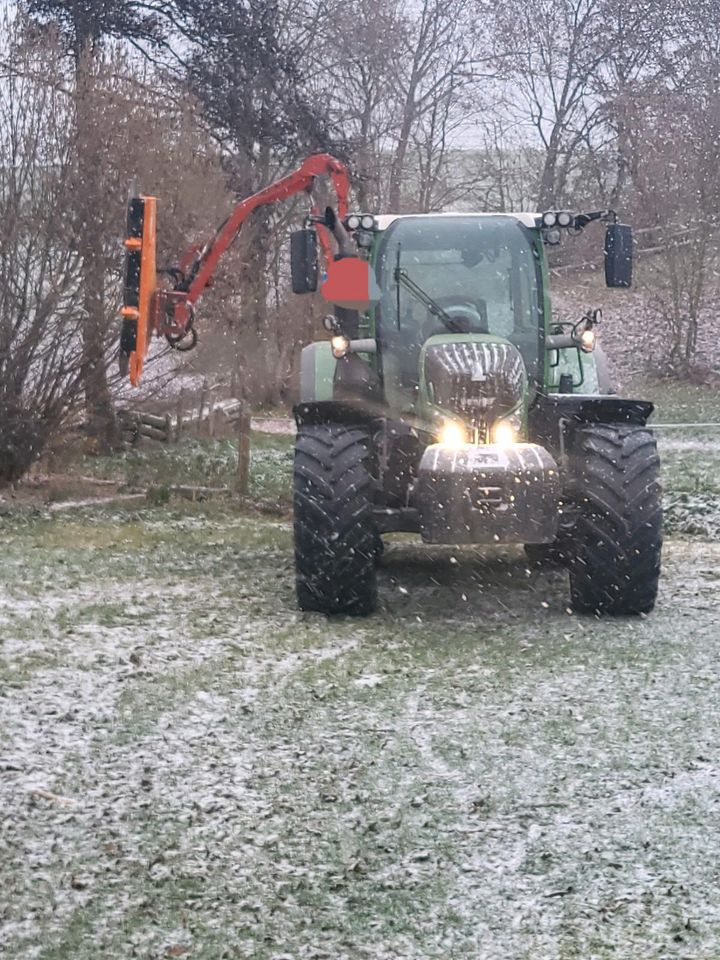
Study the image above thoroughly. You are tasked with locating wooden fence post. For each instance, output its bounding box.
[208,393,216,439]
[236,404,251,496]
[199,378,208,425]
[175,389,184,442]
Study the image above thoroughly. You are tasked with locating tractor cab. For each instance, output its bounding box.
[374,214,542,432]
[296,208,629,444]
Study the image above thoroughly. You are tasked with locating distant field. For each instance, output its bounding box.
[635,380,720,535]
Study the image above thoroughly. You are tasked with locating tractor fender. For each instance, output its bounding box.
[529,393,654,458]
[294,399,381,429]
[572,396,653,423]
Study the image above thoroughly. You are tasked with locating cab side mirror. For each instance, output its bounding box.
[290,228,318,294]
[605,223,633,288]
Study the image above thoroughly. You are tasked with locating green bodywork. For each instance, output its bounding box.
[299,213,606,438]
[299,339,336,402]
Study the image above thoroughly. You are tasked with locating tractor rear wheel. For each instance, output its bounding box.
[568,423,662,615]
[294,423,378,615]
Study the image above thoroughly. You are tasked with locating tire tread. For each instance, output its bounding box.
[294,423,378,614]
[568,423,662,615]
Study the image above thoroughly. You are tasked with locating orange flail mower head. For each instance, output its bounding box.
[120,194,157,386]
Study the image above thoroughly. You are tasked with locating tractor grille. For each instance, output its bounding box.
[423,341,525,422]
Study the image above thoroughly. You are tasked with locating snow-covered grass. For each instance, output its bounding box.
[644,380,720,535]
[642,379,720,425]
[2,379,719,957]
[2,500,720,959]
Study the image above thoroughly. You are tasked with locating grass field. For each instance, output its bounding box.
[639,379,720,425]
[2,381,719,959]
[638,380,720,536]
[82,431,294,506]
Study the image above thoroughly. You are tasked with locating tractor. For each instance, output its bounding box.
[120,156,662,617]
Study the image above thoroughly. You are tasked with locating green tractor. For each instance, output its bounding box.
[291,207,662,616]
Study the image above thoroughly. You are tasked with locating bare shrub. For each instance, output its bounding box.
[0,17,84,482]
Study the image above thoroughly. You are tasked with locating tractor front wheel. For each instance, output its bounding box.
[294,423,378,615]
[568,423,662,615]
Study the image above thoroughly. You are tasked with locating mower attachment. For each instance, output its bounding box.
[119,194,197,385]
[120,194,157,386]
[415,443,560,545]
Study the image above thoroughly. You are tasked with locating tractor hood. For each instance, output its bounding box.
[420,334,526,426]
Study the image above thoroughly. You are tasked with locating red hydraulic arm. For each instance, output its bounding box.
[120,153,351,385]
[174,153,350,324]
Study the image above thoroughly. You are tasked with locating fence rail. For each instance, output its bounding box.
[652,422,720,429]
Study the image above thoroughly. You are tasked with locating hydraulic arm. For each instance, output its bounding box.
[120,153,351,385]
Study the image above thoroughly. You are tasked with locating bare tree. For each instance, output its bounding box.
[0,18,85,481]
[489,0,614,208]
[385,0,481,211]
[630,54,720,371]
[312,0,403,209]
[24,0,171,449]
[589,0,674,207]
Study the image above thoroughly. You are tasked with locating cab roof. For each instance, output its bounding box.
[373,212,541,230]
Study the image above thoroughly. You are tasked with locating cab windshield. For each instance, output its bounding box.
[376,215,543,398]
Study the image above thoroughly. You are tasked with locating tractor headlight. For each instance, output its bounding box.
[331,334,350,358]
[542,211,557,228]
[346,214,361,231]
[493,414,522,447]
[557,210,573,227]
[355,229,374,248]
[544,228,562,245]
[438,421,466,447]
[360,214,376,230]
[579,328,596,352]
